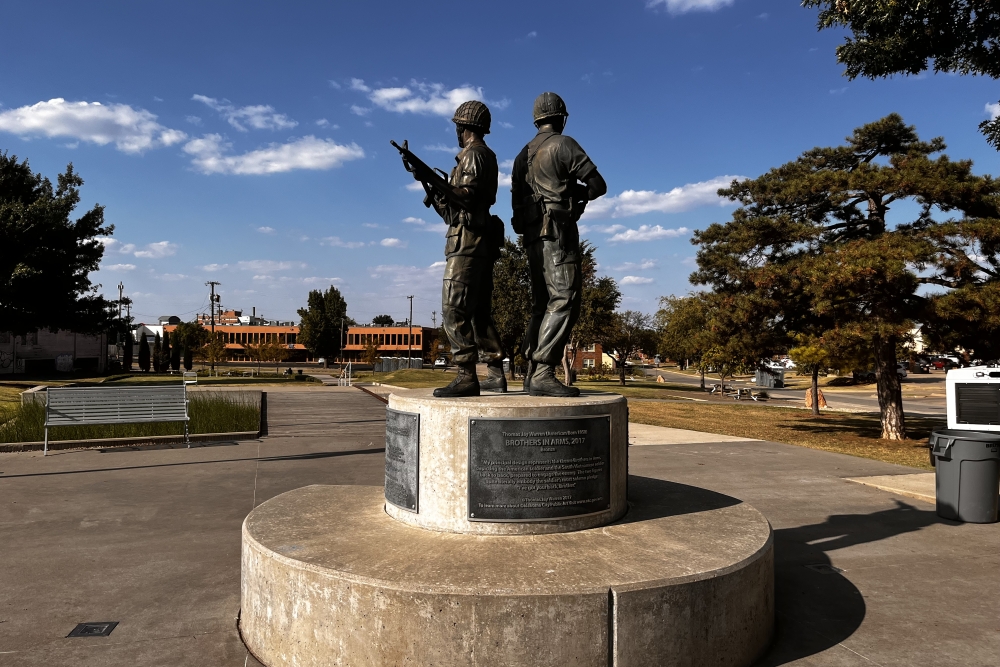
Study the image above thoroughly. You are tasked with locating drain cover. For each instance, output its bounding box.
[67,622,118,637]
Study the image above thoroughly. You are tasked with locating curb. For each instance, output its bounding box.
[0,430,262,453]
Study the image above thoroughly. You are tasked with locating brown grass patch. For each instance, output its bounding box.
[628,401,939,470]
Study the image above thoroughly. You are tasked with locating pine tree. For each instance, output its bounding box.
[153,332,162,373]
[693,114,998,440]
[123,332,134,372]
[160,330,170,372]
[138,335,150,372]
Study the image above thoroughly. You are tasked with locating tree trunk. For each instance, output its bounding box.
[811,367,820,416]
[562,344,573,386]
[873,336,906,440]
[619,355,627,386]
[699,368,705,390]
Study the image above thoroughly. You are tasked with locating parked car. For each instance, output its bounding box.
[434,357,447,369]
[896,363,908,379]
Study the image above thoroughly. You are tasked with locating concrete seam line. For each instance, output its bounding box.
[252,438,261,509]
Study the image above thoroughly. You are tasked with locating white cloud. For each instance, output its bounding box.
[321,236,366,249]
[159,273,188,281]
[362,222,380,228]
[183,134,364,175]
[237,259,306,273]
[202,263,229,271]
[578,223,626,234]
[365,81,485,117]
[96,237,136,254]
[301,276,342,285]
[405,181,425,192]
[350,78,371,93]
[186,115,203,125]
[103,263,136,271]
[425,143,458,153]
[257,226,276,234]
[608,225,689,243]
[192,94,297,132]
[987,102,1000,120]
[582,175,741,219]
[613,259,658,271]
[0,98,186,153]
[133,241,178,258]
[380,237,408,248]
[499,159,515,170]
[621,275,654,285]
[499,121,514,129]
[328,80,342,90]
[402,216,448,233]
[646,0,735,14]
[350,105,371,116]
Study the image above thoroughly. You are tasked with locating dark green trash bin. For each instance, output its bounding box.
[929,429,1000,523]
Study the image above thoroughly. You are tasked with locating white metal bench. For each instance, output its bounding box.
[44,386,190,455]
[182,371,198,385]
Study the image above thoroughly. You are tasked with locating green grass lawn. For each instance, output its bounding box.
[0,391,261,443]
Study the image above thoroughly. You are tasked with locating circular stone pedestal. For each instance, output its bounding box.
[385,389,629,534]
[241,479,774,667]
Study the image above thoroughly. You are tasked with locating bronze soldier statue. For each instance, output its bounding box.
[511,92,607,397]
[395,101,507,397]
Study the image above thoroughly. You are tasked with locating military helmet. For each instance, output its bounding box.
[451,100,491,134]
[532,92,569,123]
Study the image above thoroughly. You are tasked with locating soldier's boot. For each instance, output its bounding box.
[433,363,480,398]
[528,363,580,398]
[522,360,537,393]
[480,362,507,393]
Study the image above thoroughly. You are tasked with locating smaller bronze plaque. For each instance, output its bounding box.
[384,408,419,512]
[468,415,611,521]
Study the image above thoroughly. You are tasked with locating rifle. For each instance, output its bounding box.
[390,140,468,211]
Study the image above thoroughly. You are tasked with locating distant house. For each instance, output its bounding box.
[572,343,617,371]
[0,330,109,375]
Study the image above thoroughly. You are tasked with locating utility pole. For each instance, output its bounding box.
[340,317,345,367]
[206,281,221,373]
[117,282,125,345]
[407,295,414,368]
[431,311,437,328]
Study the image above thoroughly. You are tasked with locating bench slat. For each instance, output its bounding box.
[45,386,189,427]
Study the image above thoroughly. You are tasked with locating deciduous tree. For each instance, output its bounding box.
[0,153,113,334]
[297,286,349,368]
[600,311,656,386]
[804,0,1000,148]
[371,314,394,326]
[565,241,621,385]
[492,237,531,378]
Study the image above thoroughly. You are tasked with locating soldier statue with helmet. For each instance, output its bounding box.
[394,100,507,397]
[511,92,607,397]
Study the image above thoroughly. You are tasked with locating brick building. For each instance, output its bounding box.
[571,343,617,371]
[343,324,434,362]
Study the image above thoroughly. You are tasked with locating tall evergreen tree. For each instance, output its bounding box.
[170,331,181,371]
[161,330,171,372]
[123,331,134,371]
[297,286,350,367]
[153,332,162,373]
[138,335,151,372]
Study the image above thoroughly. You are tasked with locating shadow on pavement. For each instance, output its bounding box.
[623,475,742,521]
[756,500,954,666]
[0,447,386,479]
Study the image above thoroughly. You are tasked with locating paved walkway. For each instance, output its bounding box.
[0,387,996,666]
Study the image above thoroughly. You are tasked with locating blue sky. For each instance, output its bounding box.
[2,0,997,327]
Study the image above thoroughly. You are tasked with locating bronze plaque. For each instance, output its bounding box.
[468,415,611,521]
[385,408,419,512]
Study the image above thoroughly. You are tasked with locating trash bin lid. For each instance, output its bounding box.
[930,428,1000,460]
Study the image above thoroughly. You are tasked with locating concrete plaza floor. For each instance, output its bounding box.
[0,386,996,666]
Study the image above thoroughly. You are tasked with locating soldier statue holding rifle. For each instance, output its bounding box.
[511,92,607,397]
[392,101,507,397]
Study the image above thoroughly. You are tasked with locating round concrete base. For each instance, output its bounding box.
[241,479,774,667]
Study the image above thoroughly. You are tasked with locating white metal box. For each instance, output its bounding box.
[946,367,1000,431]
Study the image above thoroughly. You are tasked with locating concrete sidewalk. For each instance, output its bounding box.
[0,388,996,666]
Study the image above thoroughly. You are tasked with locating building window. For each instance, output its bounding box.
[379,334,385,346]
[585,343,596,352]
[390,333,396,345]
[583,358,595,368]
[415,334,421,346]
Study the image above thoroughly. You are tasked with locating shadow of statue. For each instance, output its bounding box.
[620,475,742,523]
[755,500,953,666]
